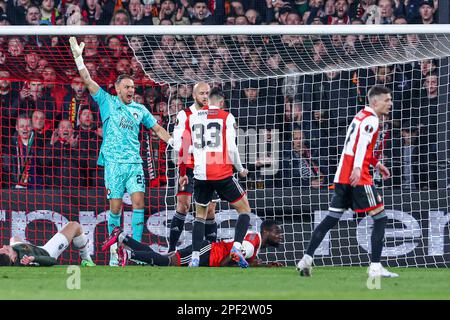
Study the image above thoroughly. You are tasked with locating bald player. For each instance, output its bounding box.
[169,82,218,255]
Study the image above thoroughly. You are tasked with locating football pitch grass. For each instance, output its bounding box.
[0,266,449,300]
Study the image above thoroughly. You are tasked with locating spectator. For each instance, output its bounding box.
[0,70,18,146]
[285,11,302,24]
[106,35,125,59]
[418,0,436,24]
[282,96,302,140]
[398,125,420,190]
[2,113,44,189]
[12,76,56,121]
[127,0,145,24]
[324,0,350,24]
[81,0,103,25]
[177,83,194,106]
[25,5,42,25]
[6,36,25,77]
[24,47,41,76]
[65,4,84,25]
[62,76,95,127]
[40,0,61,25]
[45,119,81,187]
[189,0,213,24]
[42,65,67,112]
[76,105,102,187]
[81,35,101,61]
[153,0,190,25]
[378,0,396,24]
[245,9,261,24]
[282,128,327,189]
[110,8,131,25]
[249,128,281,188]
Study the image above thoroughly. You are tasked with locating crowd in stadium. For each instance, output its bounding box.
[0,0,442,192]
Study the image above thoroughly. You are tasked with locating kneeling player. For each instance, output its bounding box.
[102,220,284,268]
[0,221,95,267]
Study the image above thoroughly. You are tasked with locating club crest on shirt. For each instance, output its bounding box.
[133,113,139,120]
[107,189,111,195]
[364,124,374,133]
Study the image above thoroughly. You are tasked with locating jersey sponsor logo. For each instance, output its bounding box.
[364,124,374,133]
[119,117,134,130]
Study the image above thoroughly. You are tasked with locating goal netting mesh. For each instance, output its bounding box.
[0,26,449,267]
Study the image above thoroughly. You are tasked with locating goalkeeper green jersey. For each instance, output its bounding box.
[12,243,57,266]
[91,88,157,166]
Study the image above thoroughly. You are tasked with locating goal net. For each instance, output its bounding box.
[0,25,449,267]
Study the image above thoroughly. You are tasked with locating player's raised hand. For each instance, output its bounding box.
[349,167,361,187]
[69,37,85,59]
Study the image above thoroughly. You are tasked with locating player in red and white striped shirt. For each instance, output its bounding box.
[178,88,252,268]
[168,82,218,255]
[297,85,399,278]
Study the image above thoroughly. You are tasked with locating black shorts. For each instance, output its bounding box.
[176,241,212,267]
[329,183,384,214]
[194,176,246,206]
[176,168,220,201]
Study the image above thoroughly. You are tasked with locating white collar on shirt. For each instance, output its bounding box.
[364,105,378,117]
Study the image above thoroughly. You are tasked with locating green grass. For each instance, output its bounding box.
[0,266,449,300]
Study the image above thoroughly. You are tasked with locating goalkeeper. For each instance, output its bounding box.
[101,220,284,268]
[69,37,174,266]
[0,221,95,267]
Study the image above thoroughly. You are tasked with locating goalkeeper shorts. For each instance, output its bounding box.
[104,162,145,200]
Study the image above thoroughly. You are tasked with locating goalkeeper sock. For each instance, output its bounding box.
[72,233,91,261]
[108,211,122,234]
[168,211,186,252]
[131,250,171,266]
[205,218,218,243]
[233,213,250,248]
[132,209,145,242]
[306,214,340,257]
[192,217,206,251]
[371,214,388,263]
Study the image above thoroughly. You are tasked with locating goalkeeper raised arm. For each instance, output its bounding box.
[69,37,174,266]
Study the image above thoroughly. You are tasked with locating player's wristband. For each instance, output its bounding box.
[167,137,174,148]
[74,56,86,71]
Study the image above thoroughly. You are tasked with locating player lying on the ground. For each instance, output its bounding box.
[0,221,95,267]
[101,219,284,267]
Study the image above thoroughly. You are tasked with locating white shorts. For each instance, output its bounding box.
[40,233,69,259]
